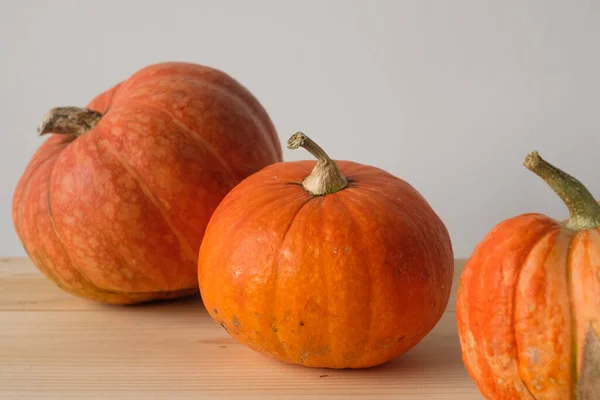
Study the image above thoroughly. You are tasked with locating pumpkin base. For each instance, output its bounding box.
[69,285,198,306]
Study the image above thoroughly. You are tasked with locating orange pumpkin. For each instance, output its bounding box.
[198,132,454,369]
[12,62,282,305]
[457,152,600,399]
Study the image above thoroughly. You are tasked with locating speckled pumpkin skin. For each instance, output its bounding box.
[456,213,600,399]
[12,62,282,304]
[197,160,454,369]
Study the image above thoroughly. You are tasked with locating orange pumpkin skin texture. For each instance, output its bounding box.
[12,62,282,305]
[198,133,454,369]
[456,152,600,400]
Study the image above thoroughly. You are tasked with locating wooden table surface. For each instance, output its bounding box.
[0,258,482,399]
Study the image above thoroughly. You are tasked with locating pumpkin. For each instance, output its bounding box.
[12,62,282,305]
[197,132,454,369]
[456,151,600,399]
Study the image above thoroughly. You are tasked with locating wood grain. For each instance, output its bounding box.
[0,258,480,399]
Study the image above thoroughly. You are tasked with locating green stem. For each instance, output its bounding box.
[287,132,348,196]
[524,151,600,230]
[38,107,102,137]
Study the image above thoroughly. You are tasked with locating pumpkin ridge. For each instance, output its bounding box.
[14,143,114,298]
[17,184,67,293]
[144,102,242,185]
[566,231,579,400]
[32,252,70,293]
[100,139,197,264]
[110,100,242,187]
[46,176,197,297]
[15,143,69,247]
[181,77,280,161]
[274,195,315,363]
[345,182,421,216]
[44,175,170,299]
[46,164,114,295]
[43,138,196,297]
[15,141,105,296]
[334,194,374,368]
[513,226,564,399]
[513,230,550,400]
[316,198,333,365]
[116,76,281,162]
[345,185,444,366]
[343,185,424,241]
[339,185,443,367]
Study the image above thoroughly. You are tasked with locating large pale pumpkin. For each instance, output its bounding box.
[457,152,600,399]
[198,132,454,369]
[13,62,282,305]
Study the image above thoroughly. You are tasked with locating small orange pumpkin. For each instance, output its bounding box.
[198,132,454,369]
[13,62,282,304]
[457,152,600,399]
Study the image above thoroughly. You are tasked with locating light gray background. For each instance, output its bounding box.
[2,0,599,258]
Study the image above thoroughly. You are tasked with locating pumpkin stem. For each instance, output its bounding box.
[287,132,348,196]
[38,107,103,137]
[524,151,600,230]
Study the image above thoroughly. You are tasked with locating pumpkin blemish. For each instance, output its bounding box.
[300,351,310,363]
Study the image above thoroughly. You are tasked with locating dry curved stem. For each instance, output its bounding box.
[287,132,347,196]
[524,151,600,230]
[38,107,102,137]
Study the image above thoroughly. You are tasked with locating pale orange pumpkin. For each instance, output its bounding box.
[198,132,454,369]
[457,152,600,399]
[13,62,282,304]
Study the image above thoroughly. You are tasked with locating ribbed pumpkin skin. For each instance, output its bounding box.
[12,62,282,304]
[198,160,454,369]
[456,213,600,399]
